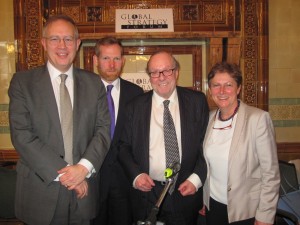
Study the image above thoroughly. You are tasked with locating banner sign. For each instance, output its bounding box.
[115,8,174,33]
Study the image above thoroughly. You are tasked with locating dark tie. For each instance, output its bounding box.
[60,74,73,165]
[107,85,115,139]
[163,100,180,194]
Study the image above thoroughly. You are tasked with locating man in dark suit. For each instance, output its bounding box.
[92,37,143,225]
[8,15,110,225]
[118,51,209,225]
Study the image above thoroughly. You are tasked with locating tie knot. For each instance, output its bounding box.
[163,100,170,108]
[107,85,114,93]
[60,74,68,83]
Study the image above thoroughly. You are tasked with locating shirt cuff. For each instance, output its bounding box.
[133,174,144,189]
[54,164,70,181]
[78,158,95,178]
[187,173,202,191]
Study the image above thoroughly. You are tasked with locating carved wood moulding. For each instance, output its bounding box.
[2,142,300,165]
[42,0,238,33]
[14,0,268,110]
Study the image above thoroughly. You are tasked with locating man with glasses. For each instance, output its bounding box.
[118,51,209,225]
[8,15,110,225]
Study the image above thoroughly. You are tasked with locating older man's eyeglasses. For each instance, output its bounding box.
[44,36,75,47]
[212,111,233,130]
[148,68,175,78]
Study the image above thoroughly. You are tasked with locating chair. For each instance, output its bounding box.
[275,209,298,225]
[0,163,25,225]
[275,160,300,225]
[279,160,299,195]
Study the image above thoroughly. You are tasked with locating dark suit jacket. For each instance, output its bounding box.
[118,86,209,221]
[99,78,143,200]
[8,65,110,225]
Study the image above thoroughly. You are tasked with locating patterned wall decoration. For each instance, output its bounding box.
[0,105,9,134]
[242,0,266,109]
[182,5,199,21]
[269,98,300,127]
[203,2,223,22]
[62,6,81,23]
[86,7,102,22]
[26,1,44,69]
[14,0,267,111]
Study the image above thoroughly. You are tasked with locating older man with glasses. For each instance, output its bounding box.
[118,51,209,225]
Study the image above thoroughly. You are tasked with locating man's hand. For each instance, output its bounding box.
[135,173,155,192]
[73,180,88,199]
[178,180,196,196]
[58,164,89,189]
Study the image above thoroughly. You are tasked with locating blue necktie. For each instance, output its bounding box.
[107,85,115,139]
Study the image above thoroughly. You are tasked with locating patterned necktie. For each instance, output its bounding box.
[60,74,73,165]
[107,85,115,139]
[163,100,180,194]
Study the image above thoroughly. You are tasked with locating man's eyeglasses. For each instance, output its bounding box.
[148,68,175,78]
[212,111,233,130]
[44,36,75,47]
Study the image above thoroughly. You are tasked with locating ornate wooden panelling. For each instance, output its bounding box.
[242,0,268,110]
[10,0,300,165]
[14,0,266,110]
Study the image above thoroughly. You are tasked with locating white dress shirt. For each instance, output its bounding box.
[133,89,201,190]
[205,112,238,204]
[47,61,95,179]
[101,78,120,124]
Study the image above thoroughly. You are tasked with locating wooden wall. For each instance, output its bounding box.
[8,0,299,161]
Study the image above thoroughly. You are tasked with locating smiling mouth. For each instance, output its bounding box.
[57,52,68,56]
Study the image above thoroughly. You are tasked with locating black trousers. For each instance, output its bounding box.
[135,180,199,225]
[92,183,132,225]
[205,197,255,225]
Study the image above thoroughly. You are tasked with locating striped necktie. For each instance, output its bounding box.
[163,100,180,194]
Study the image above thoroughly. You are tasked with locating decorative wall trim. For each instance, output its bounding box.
[269,98,300,127]
[13,0,269,110]
[2,142,299,164]
[0,104,9,134]
[277,142,300,161]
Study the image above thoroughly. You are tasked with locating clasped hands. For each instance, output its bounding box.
[58,164,89,199]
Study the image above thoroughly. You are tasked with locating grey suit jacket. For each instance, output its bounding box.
[118,86,209,220]
[8,65,110,225]
[203,101,280,223]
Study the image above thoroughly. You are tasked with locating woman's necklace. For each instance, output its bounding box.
[218,100,240,122]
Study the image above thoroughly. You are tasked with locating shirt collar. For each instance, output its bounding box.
[47,61,74,81]
[101,78,120,91]
[153,88,178,107]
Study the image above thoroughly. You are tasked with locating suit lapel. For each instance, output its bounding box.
[203,110,217,149]
[142,91,153,173]
[72,69,82,149]
[35,67,62,137]
[228,101,247,172]
[177,88,187,162]
[114,79,127,141]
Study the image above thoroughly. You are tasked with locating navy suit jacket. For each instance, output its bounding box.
[118,86,209,220]
[99,78,143,200]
